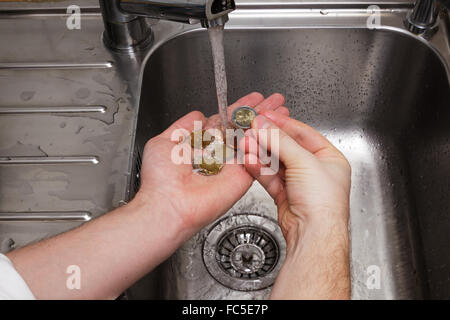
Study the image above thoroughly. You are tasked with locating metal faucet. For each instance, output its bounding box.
[406,0,449,35]
[99,0,236,52]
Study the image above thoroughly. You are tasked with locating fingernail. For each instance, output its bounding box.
[253,115,270,130]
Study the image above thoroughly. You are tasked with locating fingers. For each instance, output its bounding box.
[250,115,315,168]
[226,92,286,121]
[274,106,289,117]
[160,93,289,139]
[226,92,265,120]
[160,111,207,140]
[260,110,342,158]
[254,93,285,113]
[207,92,265,129]
[244,153,285,201]
[239,133,285,179]
[231,92,265,109]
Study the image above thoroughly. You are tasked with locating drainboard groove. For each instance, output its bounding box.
[0,105,106,114]
[0,156,99,165]
[0,211,92,222]
[0,62,113,70]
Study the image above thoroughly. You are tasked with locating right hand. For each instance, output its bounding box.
[239,109,351,249]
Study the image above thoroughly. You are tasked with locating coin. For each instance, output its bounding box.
[231,106,258,129]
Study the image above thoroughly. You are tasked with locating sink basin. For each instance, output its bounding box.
[126,26,450,299]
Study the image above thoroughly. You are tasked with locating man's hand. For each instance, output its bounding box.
[5,92,288,300]
[240,109,352,299]
[136,92,289,240]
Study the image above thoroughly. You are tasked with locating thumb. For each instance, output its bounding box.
[250,115,316,169]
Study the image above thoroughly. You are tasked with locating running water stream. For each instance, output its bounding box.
[208,25,229,130]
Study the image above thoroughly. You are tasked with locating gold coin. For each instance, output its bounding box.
[232,106,257,129]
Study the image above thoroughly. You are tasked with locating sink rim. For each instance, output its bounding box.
[126,5,450,299]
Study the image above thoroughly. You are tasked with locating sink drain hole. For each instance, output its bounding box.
[217,226,279,279]
[203,214,286,291]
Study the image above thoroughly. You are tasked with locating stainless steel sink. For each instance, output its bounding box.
[0,1,448,300]
[126,8,450,299]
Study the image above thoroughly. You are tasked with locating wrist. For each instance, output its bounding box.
[284,207,349,258]
[129,191,188,248]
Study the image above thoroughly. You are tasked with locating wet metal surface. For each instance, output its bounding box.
[0,5,143,248]
[128,7,450,299]
[0,1,449,300]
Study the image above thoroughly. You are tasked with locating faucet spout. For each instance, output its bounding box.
[120,0,235,24]
[201,14,229,28]
[100,0,235,52]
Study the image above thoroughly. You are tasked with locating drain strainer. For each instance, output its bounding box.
[203,214,286,291]
[217,226,278,278]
